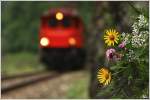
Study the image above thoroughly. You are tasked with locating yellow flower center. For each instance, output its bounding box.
[105,73,109,79]
[109,35,115,40]
[103,71,109,79]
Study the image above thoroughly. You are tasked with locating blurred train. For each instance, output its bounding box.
[39,8,86,70]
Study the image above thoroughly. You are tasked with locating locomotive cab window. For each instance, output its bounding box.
[48,17,58,27]
[62,17,72,27]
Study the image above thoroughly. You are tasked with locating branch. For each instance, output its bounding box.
[127,2,141,15]
[127,1,148,18]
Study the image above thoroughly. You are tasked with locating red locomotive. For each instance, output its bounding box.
[39,8,86,70]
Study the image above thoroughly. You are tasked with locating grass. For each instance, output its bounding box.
[66,72,90,99]
[1,52,46,76]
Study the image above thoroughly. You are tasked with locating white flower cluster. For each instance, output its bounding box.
[126,49,139,62]
[132,15,148,34]
[131,33,147,48]
[132,23,139,34]
[122,15,149,61]
[131,15,149,48]
[138,15,148,27]
[121,33,130,44]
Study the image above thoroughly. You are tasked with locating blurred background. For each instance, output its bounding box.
[1,1,149,99]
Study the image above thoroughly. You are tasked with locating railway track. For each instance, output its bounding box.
[1,71,50,80]
[1,70,63,94]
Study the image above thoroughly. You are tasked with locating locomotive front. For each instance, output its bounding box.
[39,8,86,70]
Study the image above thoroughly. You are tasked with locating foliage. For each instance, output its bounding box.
[98,15,149,98]
[1,52,45,75]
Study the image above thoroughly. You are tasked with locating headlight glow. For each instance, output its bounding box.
[68,37,76,46]
[56,12,63,20]
[40,37,49,46]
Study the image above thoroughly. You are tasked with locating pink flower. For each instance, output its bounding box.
[118,41,126,48]
[106,48,116,61]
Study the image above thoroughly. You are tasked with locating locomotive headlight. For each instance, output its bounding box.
[68,37,76,46]
[56,12,63,20]
[40,37,49,46]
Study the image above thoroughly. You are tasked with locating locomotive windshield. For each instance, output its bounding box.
[48,16,79,28]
